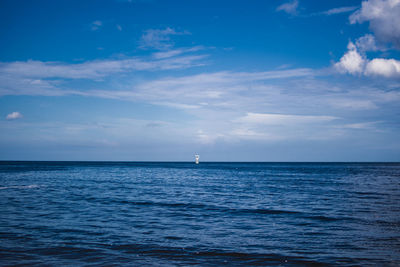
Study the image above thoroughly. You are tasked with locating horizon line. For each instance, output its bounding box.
[0,160,399,163]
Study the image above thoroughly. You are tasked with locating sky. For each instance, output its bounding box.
[0,0,400,161]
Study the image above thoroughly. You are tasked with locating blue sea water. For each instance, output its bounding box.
[0,162,399,266]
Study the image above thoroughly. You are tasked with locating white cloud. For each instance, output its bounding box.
[228,112,340,141]
[1,63,396,146]
[335,42,366,75]
[230,128,284,141]
[321,6,358,16]
[3,58,396,124]
[0,51,209,98]
[335,41,400,78]
[365,58,400,77]
[276,0,299,15]
[153,102,201,109]
[57,68,398,119]
[91,20,103,31]
[329,99,378,110]
[355,34,380,52]
[139,27,190,50]
[350,0,400,48]
[152,49,184,59]
[132,68,313,105]
[196,129,225,144]
[152,46,204,59]
[237,113,337,125]
[335,1,400,78]
[337,121,378,129]
[0,55,207,80]
[6,112,23,120]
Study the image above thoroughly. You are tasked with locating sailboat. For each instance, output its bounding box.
[195,154,199,164]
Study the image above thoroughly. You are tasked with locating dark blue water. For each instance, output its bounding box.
[1,162,399,266]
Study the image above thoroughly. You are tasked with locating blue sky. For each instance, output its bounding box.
[1,0,399,161]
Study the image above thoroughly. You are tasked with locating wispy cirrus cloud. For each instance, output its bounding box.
[236,113,337,125]
[276,2,357,18]
[152,46,204,59]
[328,98,378,110]
[276,0,299,15]
[90,20,103,31]
[320,6,358,16]
[129,69,314,106]
[2,57,398,119]
[139,27,190,50]
[1,46,397,146]
[0,55,206,80]
[0,51,208,97]
[335,121,380,130]
[1,64,396,147]
[229,112,340,141]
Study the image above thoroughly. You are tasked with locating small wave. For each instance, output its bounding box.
[304,215,342,222]
[109,243,326,266]
[127,200,358,224]
[164,236,183,240]
[0,184,39,190]
[115,200,301,216]
[89,198,355,224]
[238,208,301,215]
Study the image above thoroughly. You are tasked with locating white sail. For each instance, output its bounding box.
[195,154,199,164]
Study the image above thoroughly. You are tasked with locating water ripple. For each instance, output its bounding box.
[1,161,399,266]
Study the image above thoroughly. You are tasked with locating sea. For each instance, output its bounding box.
[0,161,399,266]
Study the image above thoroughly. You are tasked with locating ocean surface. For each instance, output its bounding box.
[1,162,399,266]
